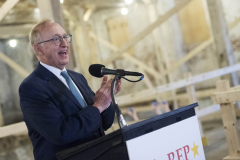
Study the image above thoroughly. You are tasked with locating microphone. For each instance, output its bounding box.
[89,64,143,78]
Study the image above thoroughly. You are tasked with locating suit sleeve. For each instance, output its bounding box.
[19,82,103,146]
[100,104,115,130]
[79,74,115,131]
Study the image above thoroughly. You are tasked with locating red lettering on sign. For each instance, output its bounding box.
[167,152,175,160]
[183,145,190,160]
[176,148,183,160]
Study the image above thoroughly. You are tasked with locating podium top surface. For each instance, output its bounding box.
[121,102,198,141]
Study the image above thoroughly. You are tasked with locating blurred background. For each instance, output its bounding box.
[0,0,240,159]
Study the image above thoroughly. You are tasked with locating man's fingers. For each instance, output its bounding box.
[101,75,108,88]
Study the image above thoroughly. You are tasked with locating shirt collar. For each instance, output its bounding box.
[40,62,67,78]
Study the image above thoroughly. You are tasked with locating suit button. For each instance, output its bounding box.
[94,131,98,137]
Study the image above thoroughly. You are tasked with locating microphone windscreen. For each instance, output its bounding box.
[89,64,105,78]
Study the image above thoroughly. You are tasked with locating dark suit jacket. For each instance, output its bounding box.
[19,63,115,160]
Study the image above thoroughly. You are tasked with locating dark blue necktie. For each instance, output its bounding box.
[61,71,86,108]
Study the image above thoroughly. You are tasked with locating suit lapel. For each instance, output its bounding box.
[68,71,93,105]
[36,63,83,109]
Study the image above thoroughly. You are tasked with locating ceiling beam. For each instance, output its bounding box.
[0,0,19,22]
[83,5,96,22]
[0,24,33,39]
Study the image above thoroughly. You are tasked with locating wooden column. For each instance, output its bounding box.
[146,2,167,85]
[216,80,240,160]
[37,0,65,27]
[206,0,239,86]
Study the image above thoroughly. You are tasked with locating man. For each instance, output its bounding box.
[19,19,121,160]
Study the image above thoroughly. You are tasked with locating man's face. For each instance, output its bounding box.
[37,23,70,70]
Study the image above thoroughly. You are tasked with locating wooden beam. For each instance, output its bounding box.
[83,5,95,22]
[207,0,239,86]
[0,122,27,138]
[228,16,240,30]
[160,38,213,79]
[103,0,192,65]
[116,63,240,106]
[0,51,29,78]
[215,80,240,158]
[0,24,33,39]
[0,0,19,22]
[212,89,240,104]
[117,87,215,107]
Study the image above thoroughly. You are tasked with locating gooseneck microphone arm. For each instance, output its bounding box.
[111,75,127,128]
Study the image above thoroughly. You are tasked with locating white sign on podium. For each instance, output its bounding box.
[126,115,205,160]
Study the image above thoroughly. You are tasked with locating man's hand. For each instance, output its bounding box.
[93,76,121,113]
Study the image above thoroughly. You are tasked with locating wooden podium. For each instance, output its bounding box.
[56,103,205,160]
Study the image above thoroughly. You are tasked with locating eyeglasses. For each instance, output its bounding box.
[38,34,72,46]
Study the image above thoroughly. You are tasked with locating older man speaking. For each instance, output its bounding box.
[19,19,121,160]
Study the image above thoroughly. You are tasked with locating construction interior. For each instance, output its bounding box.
[0,0,240,159]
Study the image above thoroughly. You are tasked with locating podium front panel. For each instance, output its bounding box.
[122,103,205,160]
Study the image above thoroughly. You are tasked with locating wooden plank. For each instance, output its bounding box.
[163,38,213,77]
[0,0,19,22]
[228,16,240,30]
[83,5,95,22]
[118,87,215,107]
[212,89,240,104]
[0,122,27,138]
[223,156,240,160]
[229,85,240,91]
[0,24,33,39]
[216,80,240,158]
[116,63,240,106]
[0,51,29,78]
[103,0,192,65]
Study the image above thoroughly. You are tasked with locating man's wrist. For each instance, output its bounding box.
[93,103,103,113]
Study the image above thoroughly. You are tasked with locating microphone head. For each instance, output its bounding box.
[89,64,105,78]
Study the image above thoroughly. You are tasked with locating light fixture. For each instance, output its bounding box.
[60,0,64,4]
[121,8,128,15]
[34,8,40,13]
[9,39,17,48]
[125,0,133,5]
